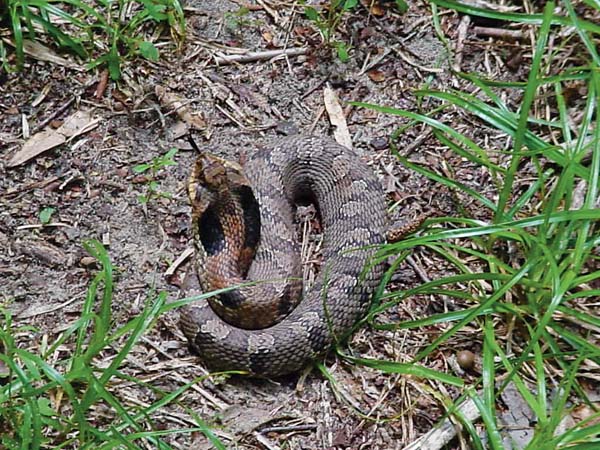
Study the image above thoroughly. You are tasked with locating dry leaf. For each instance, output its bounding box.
[572,404,600,426]
[8,110,98,167]
[262,30,274,45]
[367,69,386,82]
[2,38,84,71]
[323,85,352,150]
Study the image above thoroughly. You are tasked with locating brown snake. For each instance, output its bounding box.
[179,135,387,377]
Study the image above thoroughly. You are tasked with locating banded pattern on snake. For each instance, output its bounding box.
[179,135,387,377]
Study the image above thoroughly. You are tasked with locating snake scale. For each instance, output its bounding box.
[179,135,387,377]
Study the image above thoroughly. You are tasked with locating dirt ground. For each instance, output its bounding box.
[1,0,537,448]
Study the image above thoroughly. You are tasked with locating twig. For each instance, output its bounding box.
[308,106,325,134]
[213,47,307,65]
[17,293,84,319]
[256,0,281,23]
[32,97,75,134]
[393,47,443,73]
[301,79,327,99]
[452,15,470,72]
[359,48,392,75]
[260,424,317,434]
[1,176,60,197]
[16,223,73,231]
[473,26,524,41]
[170,372,229,410]
[406,255,431,284]
[165,247,194,277]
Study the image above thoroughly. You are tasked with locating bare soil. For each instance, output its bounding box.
[1,0,539,448]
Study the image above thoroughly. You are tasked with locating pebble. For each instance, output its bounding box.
[80,256,97,267]
[275,120,299,136]
[370,136,389,150]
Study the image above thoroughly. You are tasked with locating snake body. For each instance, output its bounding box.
[179,135,386,377]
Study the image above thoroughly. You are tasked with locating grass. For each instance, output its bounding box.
[0,240,230,449]
[2,0,185,79]
[343,0,600,447]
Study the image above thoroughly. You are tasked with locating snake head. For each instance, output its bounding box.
[189,152,251,201]
[188,154,228,206]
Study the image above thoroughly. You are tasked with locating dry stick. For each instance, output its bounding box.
[1,176,60,197]
[31,77,98,134]
[32,97,75,134]
[213,47,308,65]
[452,15,471,73]
[393,47,443,74]
[256,0,281,23]
[260,424,317,434]
[301,79,327,99]
[473,26,524,41]
[164,247,194,277]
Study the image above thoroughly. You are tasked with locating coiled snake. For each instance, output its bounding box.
[179,135,387,377]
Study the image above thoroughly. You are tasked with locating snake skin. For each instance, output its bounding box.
[179,135,387,377]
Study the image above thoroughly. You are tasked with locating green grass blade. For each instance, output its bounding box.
[430,0,600,34]
[496,2,556,221]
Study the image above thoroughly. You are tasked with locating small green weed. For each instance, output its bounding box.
[304,0,407,61]
[2,0,185,79]
[223,6,262,35]
[133,147,178,204]
[38,207,56,225]
[304,0,358,61]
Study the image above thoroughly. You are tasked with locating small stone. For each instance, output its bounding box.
[370,137,388,150]
[457,350,476,370]
[275,120,299,136]
[50,120,64,128]
[80,256,97,267]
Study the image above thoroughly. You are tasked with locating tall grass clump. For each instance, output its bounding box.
[350,1,600,447]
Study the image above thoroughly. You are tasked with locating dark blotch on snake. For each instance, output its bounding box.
[199,209,225,256]
[277,282,297,318]
[238,185,261,254]
[218,290,246,309]
[249,351,268,375]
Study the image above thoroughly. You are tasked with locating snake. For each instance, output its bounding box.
[179,135,387,377]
